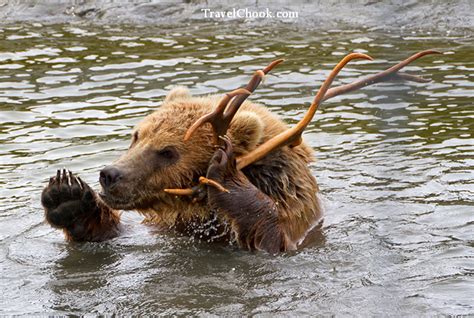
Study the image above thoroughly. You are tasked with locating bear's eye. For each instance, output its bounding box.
[156,146,179,163]
[158,149,173,159]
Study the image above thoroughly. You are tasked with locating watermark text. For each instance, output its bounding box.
[201,8,298,20]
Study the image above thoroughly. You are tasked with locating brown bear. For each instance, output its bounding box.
[41,50,439,253]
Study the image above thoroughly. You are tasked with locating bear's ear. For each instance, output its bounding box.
[228,111,264,155]
[164,86,191,103]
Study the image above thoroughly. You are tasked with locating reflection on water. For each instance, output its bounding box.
[0,23,473,315]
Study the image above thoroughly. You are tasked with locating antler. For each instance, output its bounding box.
[236,52,372,169]
[184,59,284,144]
[165,50,440,196]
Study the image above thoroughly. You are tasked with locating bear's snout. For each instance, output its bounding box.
[100,166,123,190]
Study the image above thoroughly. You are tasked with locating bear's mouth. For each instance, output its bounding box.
[98,190,135,210]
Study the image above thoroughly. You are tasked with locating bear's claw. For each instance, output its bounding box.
[207,136,237,182]
[41,169,96,229]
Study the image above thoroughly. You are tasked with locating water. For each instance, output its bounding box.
[0,22,472,315]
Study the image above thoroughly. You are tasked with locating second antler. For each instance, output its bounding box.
[165,49,441,196]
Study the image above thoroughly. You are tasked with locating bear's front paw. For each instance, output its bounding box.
[41,169,97,229]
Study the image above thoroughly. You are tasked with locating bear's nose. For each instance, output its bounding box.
[100,166,123,189]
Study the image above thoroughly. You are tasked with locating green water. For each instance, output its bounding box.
[0,23,472,315]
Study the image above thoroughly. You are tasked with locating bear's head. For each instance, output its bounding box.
[98,87,264,210]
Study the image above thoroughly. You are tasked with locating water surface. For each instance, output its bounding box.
[0,23,473,315]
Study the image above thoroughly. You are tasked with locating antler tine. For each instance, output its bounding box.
[184,59,284,144]
[164,176,229,197]
[322,50,442,102]
[184,88,251,143]
[163,188,194,195]
[223,59,284,122]
[237,52,373,170]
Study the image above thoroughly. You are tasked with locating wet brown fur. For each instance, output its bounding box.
[63,199,121,242]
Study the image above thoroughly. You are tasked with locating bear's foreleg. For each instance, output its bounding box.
[206,139,290,254]
[41,170,121,242]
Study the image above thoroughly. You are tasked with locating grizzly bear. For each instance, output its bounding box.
[41,50,439,253]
